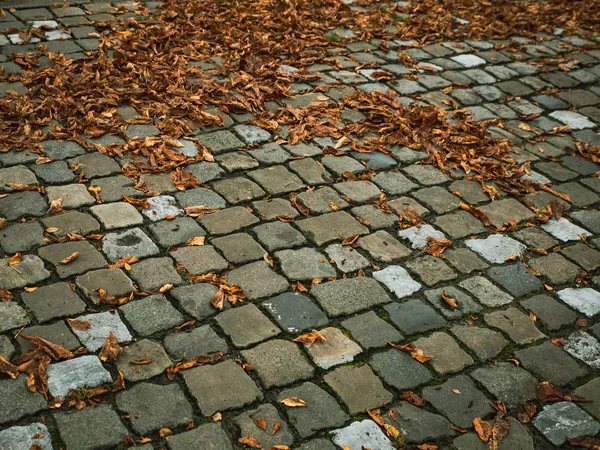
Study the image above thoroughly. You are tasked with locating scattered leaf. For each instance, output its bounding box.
[293,330,326,345]
[280,397,307,407]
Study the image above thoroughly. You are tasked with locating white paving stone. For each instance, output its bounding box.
[465,234,526,263]
[521,171,551,185]
[451,54,487,68]
[142,195,183,222]
[398,224,445,249]
[0,423,53,450]
[305,327,362,369]
[331,420,395,450]
[533,402,600,446]
[564,331,600,369]
[557,288,600,317]
[325,244,370,273]
[47,355,112,398]
[541,218,590,242]
[549,111,595,130]
[70,311,133,351]
[45,30,71,41]
[31,20,59,29]
[373,265,421,299]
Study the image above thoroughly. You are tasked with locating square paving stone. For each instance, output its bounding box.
[222,258,289,298]
[370,348,433,391]
[234,403,295,449]
[199,206,259,235]
[216,304,280,348]
[249,166,305,194]
[253,221,307,251]
[0,376,48,425]
[69,152,121,179]
[350,204,398,229]
[46,355,112,398]
[215,151,259,171]
[385,299,446,335]
[562,242,600,271]
[71,311,132,352]
[234,124,271,144]
[470,362,538,407]
[46,184,95,208]
[211,176,265,203]
[0,191,47,220]
[406,255,457,286]
[304,327,361,369]
[444,248,489,274]
[278,382,349,438]
[148,216,205,248]
[384,401,456,444]
[414,332,474,374]
[212,233,266,264]
[171,245,228,274]
[75,268,136,304]
[18,321,81,352]
[342,311,403,349]
[38,240,106,278]
[0,165,38,192]
[574,378,600,420]
[288,158,334,185]
[477,198,535,227]
[42,211,100,238]
[120,294,184,336]
[185,161,225,183]
[521,294,577,331]
[92,175,139,203]
[261,292,328,333]
[452,417,534,450]
[451,324,508,361]
[324,364,393,414]
[542,217,591,242]
[102,227,159,262]
[571,210,600,235]
[163,324,229,360]
[528,253,581,285]
[422,375,494,428]
[325,243,369,273]
[465,235,526,264]
[512,226,559,250]
[276,247,336,281]
[563,330,600,370]
[311,276,391,317]
[424,285,482,320]
[54,405,128,450]
[165,423,233,450]
[197,130,244,153]
[403,164,450,185]
[397,224,445,249]
[373,265,421,299]
[458,276,513,307]
[248,142,291,164]
[296,186,348,214]
[171,283,221,320]
[139,173,178,194]
[116,382,194,435]
[434,210,487,238]
[413,186,462,214]
[321,155,366,176]
[0,336,15,361]
[558,287,600,317]
[89,202,143,230]
[182,359,263,416]
[534,402,600,446]
[0,255,50,290]
[333,180,381,203]
[331,420,394,450]
[128,257,183,291]
[0,423,52,450]
[485,307,545,344]
[0,221,46,254]
[21,282,86,323]
[515,341,588,386]
[116,339,172,381]
[358,230,411,262]
[252,198,299,221]
[487,262,543,298]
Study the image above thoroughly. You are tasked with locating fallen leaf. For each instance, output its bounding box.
[47,198,64,214]
[293,330,326,345]
[9,253,22,266]
[423,236,453,257]
[473,417,492,442]
[567,436,600,449]
[60,252,79,264]
[399,391,426,407]
[184,206,219,217]
[271,422,281,435]
[441,290,458,309]
[212,412,222,421]
[389,342,433,363]
[280,397,307,407]
[341,234,359,246]
[367,409,384,425]
[517,401,537,424]
[66,318,91,331]
[159,428,173,437]
[238,436,262,448]
[186,236,206,246]
[251,415,267,431]
[536,381,591,403]
[98,332,123,364]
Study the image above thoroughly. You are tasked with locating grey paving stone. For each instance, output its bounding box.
[485,307,545,344]
[199,206,259,235]
[331,420,394,450]
[0,191,48,220]
[171,283,220,320]
[423,375,494,428]
[388,196,429,217]
[47,183,95,209]
[406,255,457,286]
[549,110,595,130]
[570,210,600,235]
[18,321,80,352]
[325,364,393,414]
[351,205,398,229]
[445,248,489,274]
[102,227,159,262]
[248,142,291,164]
[182,359,263,416]
[358,230,411,262]
[574,378,600,420]
[211,176,265,203]
[555,182,600,206]
[148,216,205,248]
[534,402,600,446]
[324,243,369,273]
[70,311,132,352]
[249,166,304,194]
[333,180,381,203]
[563,330,600,369]
[342,311,402,349]
[128,256,183,291]
[451,324,508,361]
[234,124,271,144]
[197,130,244,153]
[0,376,48,424]
[562,243,600,271]
[297,186,348,214]
[371,348,433,391]
[54,405,128,450]
[424,286,482,319]
[435,210,487,238]
[234,403,295,449]
[139,172,178,194]
[38,241,106,278]
[0,254,50,290]
[253,221,307,252]
[477,198,535,227]
[120,295,184,336]
[557,287,600,317]
[385,299,446,335]
[165,423,233,450]
[42,211,100,238]
[453,418,534,450]
[413,186,461,214]
[529,253,581,285]
[470,362,538,407]
[320,155,366,176]
[414,332,474,374]
[459,276,513,307]
[171,245,228,274]
[163,324,228,360]
[141,195,183,221]
[21,282,85,323]
[252,198,299,221]
[216,304,280,348]
[516,340,588,386]
[0,423,53,450]
[90,202,144,230]
[0,221,45,254]
[212,233,266,264]
[116,339,172,381]
[311,276,391,316]
[185,161,225,183]
[76,268,136,304]
[175,188,226,211]
[512,227,558,250]
[215,151,259,171]
[0,165,38,193]
[487,262,543,298]
[116,382,194,435]
[466,235,526,264]
[276,247,336,281]
[288,157,334,185]
[0,336,15,361]
[69,152,120,179]
[384,401,456,444]
[46,355,112,398]
[228,261,288,300]
[521,294,577,331]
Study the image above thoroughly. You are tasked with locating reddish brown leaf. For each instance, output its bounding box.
[567,437,600,449]
[399,391,427,407]
[251,415,267,431]
[293,330,326,345]
[441,289,458,309]
[98,332,123,364]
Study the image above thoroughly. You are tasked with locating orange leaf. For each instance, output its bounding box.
[60,252,79,264]
[441,290,458,309]
[238,436,262,448]
[293,330,326,345]
[251,415,267,431]
[280,397,307,407]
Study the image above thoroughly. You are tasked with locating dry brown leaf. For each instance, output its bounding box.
[159,428,173,437]
[389,342,433,363]
[473,417,492,442]
[47,198,64,214]
[271,422,281,436]
[568,437,600,449]
[517,400,537,424]
[9,253,22,266]
[166,352,223,380]
[0,217,7,230]
[536,381,591,403]
[238,436,262,448]
[263,253,274,266]
[251,415,267,431]
[67,318,92,331]
[0,288,13,302]
[186,236,206,246]
[60,252,79,264]
[293,330,326,345]
[341,234,359,246]
[98,332,123,364]
[441,289,458,309]
[424,236,453,257]
[280,397,307,407]
[399,391,427,407]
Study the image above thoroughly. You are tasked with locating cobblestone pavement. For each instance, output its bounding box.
[1,0,600,449]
